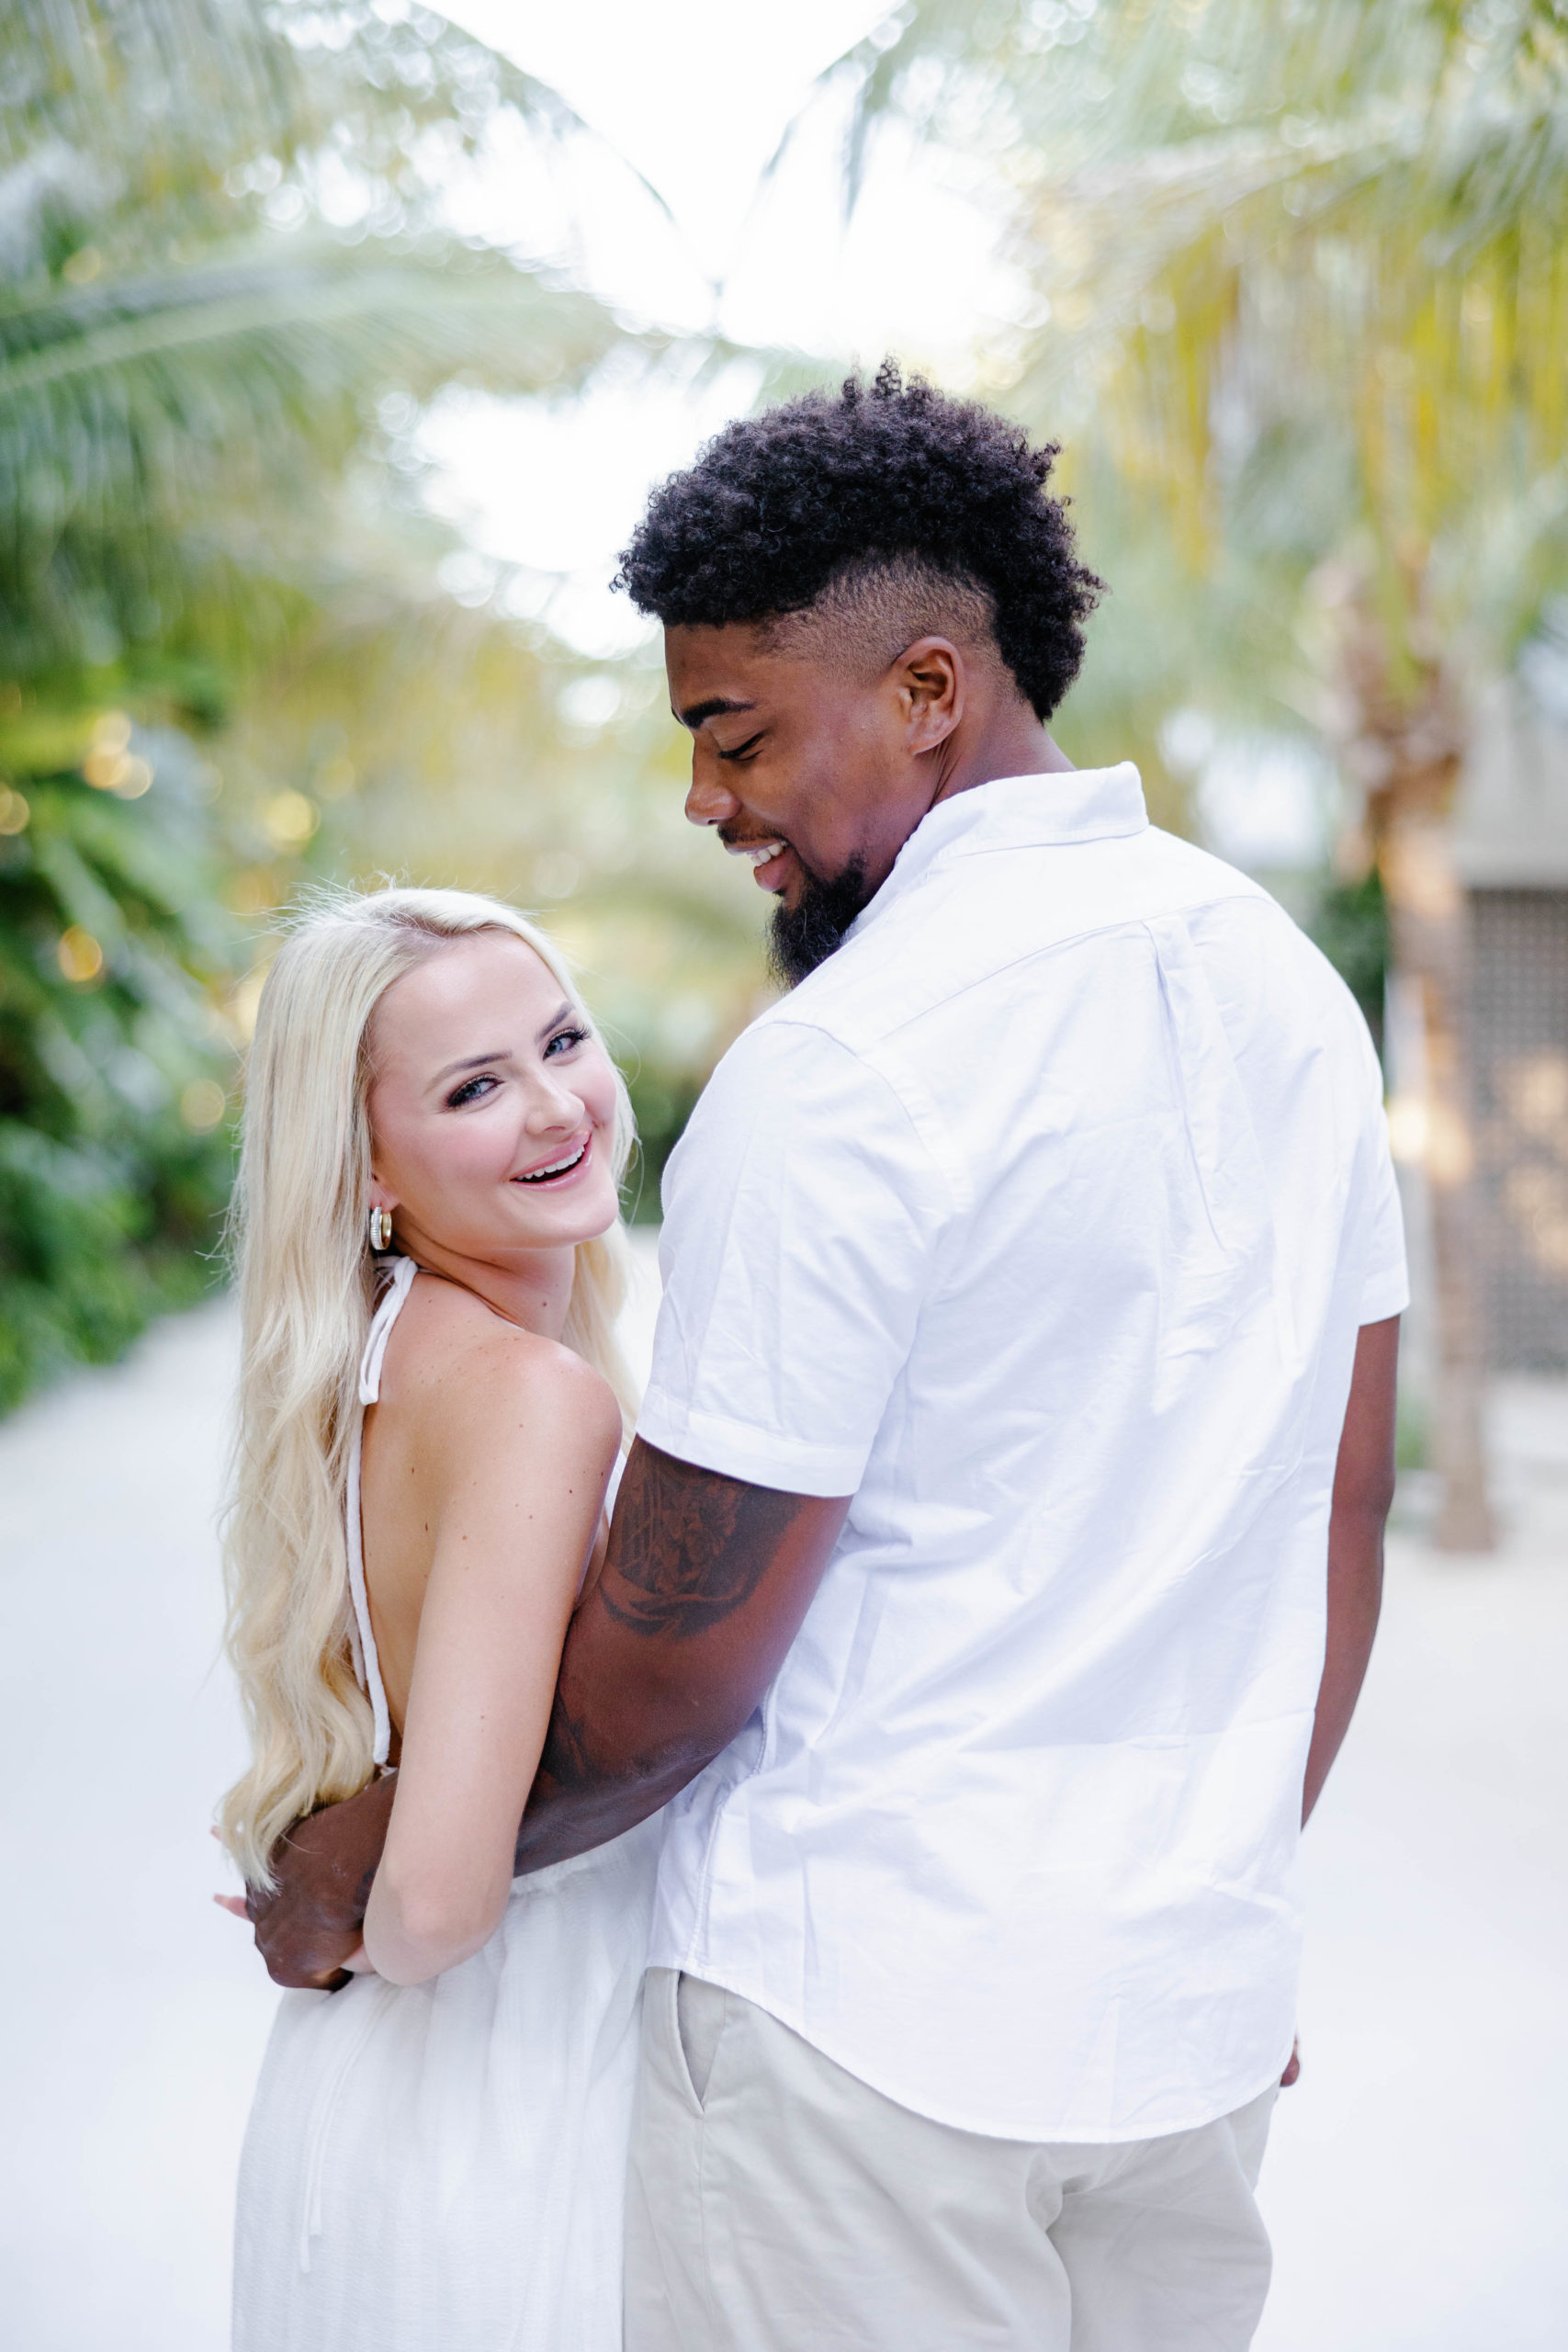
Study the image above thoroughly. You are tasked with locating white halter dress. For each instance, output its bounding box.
[232,1260,662,2350]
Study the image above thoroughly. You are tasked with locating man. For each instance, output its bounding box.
[254,364,1404,2350]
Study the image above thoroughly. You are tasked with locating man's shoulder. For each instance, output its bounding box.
[694,993,892,1125]
[698,829,1326,1118]
[754,825,1279,1057]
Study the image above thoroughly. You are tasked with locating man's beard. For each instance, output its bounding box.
[768,856,872,989]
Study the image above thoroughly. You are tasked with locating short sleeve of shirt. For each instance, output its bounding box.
[1355,1037,1411,1324]
[637,1017,950,1496]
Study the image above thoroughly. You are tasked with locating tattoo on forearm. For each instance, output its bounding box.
[519,1449,829,1866]
[600,1446,798,1640]
[539,1694,597,1792]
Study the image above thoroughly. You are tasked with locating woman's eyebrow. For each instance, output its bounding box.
[432,1047,513,1085]
[536,1000,575,1041]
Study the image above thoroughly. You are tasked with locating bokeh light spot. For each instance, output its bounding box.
[58,927,105,984]
[180,1079,228,1133]
[262,789,320,848]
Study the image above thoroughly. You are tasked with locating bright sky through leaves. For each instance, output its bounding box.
[428,0,1021,652]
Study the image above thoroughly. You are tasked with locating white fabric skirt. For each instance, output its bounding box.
[232,1817,662,2351]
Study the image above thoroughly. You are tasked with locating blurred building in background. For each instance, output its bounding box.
[1453,677,1568,1372]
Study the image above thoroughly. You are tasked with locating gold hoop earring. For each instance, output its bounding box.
[367,1205,392,1252]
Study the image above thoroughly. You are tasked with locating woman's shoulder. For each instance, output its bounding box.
[391,1271,621,1461]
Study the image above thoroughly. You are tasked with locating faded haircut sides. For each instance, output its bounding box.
[759,556,1003,686]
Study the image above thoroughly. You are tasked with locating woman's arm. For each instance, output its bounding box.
[361,1337,622,1985]
[245,1443,844,1987]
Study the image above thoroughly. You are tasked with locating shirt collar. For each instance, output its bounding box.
[850,763,1149,936]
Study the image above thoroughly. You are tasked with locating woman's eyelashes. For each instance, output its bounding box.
[443,1030,587,1107]
[445,1072,499,1110]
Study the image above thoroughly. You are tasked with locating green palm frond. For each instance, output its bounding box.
[847,0,1568,659]
[2,243,617,403]
[0,0,650,691]
[0,0,299,172]
[0,233,629,679]
[0,0,585,225]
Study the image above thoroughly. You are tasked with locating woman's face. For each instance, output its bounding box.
[366,932,621,1265]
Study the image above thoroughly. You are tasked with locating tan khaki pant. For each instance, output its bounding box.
[626,1970,1276,2352]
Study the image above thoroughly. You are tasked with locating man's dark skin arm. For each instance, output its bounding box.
[1279,1311,1399,2088]
[1303,1315,1399,1826]
[249,1442,847,1987]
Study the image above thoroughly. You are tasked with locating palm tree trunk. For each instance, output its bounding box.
[1333,577,1496,1551]
[1377,811,1496,1550]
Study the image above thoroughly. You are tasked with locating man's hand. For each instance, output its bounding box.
[247,1772,397,1989]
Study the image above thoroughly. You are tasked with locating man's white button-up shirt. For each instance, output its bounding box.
[638,764,1408,2142]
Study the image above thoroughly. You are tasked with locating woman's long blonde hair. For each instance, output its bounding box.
[218,886,638,1888]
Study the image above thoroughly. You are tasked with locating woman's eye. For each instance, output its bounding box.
[544,1025,589,1058]
[446,1074,499,1108]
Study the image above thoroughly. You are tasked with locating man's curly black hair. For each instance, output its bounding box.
[615,360,1104,722]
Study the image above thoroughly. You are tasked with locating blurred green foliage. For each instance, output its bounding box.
[0,729,237,1406]
[0,0,649,1408]
[1306,869,1390,1058]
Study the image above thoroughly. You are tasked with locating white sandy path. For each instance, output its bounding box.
[0,1255,1562,2348]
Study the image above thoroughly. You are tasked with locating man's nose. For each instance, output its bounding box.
[685,767,739,829]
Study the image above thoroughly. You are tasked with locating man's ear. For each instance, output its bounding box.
[894,636,964,752]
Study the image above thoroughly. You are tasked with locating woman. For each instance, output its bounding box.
[217,886,661,2350]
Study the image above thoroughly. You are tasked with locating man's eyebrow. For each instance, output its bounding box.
[673,695,757,731]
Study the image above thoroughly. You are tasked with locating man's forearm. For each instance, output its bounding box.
[251,1442,846,1984]
[1302,1507,1384,1823]
[512,1604,748,1873]
[513,1440,849,1873]
[1302,1316,1400,1824]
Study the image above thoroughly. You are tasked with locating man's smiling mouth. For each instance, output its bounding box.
[723,835,793,889]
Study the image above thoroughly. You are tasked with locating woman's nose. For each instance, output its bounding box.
[525,1069,581,1131]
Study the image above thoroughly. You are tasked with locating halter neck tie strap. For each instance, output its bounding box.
[360,1252,418,1405]
[348,1251,417,1767]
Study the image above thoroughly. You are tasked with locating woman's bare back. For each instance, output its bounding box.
[358,1269,617,1744]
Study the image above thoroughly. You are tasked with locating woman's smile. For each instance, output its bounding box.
[512,1131,592,1188]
